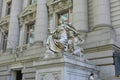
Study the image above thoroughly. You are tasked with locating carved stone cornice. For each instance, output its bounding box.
[18,3,37,26]
[19,3,37,17]
[47,0,72,14]
[0,15,10,31]
[0,15,10,25]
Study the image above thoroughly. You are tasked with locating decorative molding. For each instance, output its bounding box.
[92,24,113,31]
[6,0,11,3]
[18,3,37,26]
[47,0,72,14]
[0,15,10,31]
[83,44,114,53]
[37,71,61,80]
[19,4,37,17]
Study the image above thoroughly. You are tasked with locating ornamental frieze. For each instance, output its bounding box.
[37,71,61,80]
[47,0,72,14]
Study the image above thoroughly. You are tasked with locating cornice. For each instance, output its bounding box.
[18,4,37,26]
[47,0,72,14]
[0,15,10,31]
[19,3,37,18]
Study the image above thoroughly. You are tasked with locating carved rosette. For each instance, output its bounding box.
[47,0,72,14]
[18,3,37,27]
[0,15,10,31]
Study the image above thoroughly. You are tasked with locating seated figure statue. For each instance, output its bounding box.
[46,23,84,57]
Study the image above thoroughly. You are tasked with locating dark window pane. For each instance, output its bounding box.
[113,52,120,77]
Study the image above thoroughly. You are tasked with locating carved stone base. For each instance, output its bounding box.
[34,53,100,80]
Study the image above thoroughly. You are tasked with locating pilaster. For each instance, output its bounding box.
[0,32,2,53]
[0,0,3,18]
[1,0,7,17]
[19,24,26,46]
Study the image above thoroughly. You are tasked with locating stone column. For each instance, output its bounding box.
[7,0,22,49]
[73,0,88,32]
[0,0,3,18]
[34,0,48,45]
[1,0,7,17]
[93,0,111,29]
[0,32,2,52]
[23,0,29,9]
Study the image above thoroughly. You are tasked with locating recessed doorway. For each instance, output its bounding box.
[16,70,22,80]
[11,70,22,80]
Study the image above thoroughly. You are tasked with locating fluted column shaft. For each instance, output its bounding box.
[0,0,3,18]
[73,0,88,31]
[7,0,22,49]
[1,0,7,17]
[23,0,29,9]
[34,0,48,45]
[93,0,111,28]
[0,32,2,52]
[19,24,26,46]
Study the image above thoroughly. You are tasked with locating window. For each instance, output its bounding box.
[6,1,12,15]
[26,23,35,44]
[113,52,120,77]
[29,0,36,5]
[2,31,8,52]
[58,11,69,25]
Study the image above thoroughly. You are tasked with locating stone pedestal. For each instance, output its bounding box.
[34,54,99,80]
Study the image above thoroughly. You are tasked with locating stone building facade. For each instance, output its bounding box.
[0,0,120,80]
